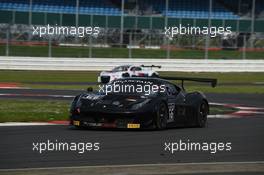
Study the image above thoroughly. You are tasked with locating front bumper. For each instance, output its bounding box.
[98,76,111,84]
[70,110,154,129]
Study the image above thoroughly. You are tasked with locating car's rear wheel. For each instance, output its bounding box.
[155,102,168,130]
[196,101,209,128]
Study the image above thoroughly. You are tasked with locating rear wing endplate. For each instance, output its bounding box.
[141,65,161,69]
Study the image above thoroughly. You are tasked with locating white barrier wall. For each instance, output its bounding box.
[1,56,264,72]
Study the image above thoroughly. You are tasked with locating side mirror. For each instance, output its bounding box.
[87,87,93,92]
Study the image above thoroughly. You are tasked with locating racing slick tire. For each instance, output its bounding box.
[196,100,209,128]
[155,102,168,130]
[74,125,85,130]
[122,73,130,77]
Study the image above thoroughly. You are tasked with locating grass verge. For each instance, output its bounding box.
[0,99,69,122]
[0,99,236,122]
[0,70,264,93]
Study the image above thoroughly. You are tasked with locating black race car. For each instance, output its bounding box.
[69,76,217,130]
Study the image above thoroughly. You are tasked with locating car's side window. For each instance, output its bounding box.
[130,67,142,71]
[165,84,178,96]
[123,66,129,71]
[134,67,142,71]
[130,67,135,71]
[113,66,123,72]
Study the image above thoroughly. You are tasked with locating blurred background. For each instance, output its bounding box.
[0,0,263,59]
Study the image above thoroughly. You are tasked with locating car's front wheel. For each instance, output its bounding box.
[122,73,130,77]
[155,102,168,130]
[196,100,209,128]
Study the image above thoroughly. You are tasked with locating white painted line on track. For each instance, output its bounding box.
[0,122,57,126]
[208,114,235,119]
[1,161,263,171]
[236,106,264,110]
[0,87,28,89]
[0,93,75,98]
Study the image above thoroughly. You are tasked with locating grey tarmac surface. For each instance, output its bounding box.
[0,88,263,173]
[1,88,264,107]
[0,116,264,169]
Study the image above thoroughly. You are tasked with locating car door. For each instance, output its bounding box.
[165,83,186,125]
[131,66,145,77]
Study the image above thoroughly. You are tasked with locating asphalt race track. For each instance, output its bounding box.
[0,117,264,169]
[1,88,264,107]
[0,88,263,171]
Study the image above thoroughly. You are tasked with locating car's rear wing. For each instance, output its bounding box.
[160,76,217,89]
[141,65,161,69]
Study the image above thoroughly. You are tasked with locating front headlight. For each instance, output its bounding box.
[131,99,151,110]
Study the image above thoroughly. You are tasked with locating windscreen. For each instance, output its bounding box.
[111,66,129,72]
[100,79,166,96]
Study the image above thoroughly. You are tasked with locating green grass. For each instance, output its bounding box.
[1,70,263,83]
[0,99,70,122]
[1,45,264,59]
[1,70,264,93]
[0,99,236,122]
[0,70,98,83]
